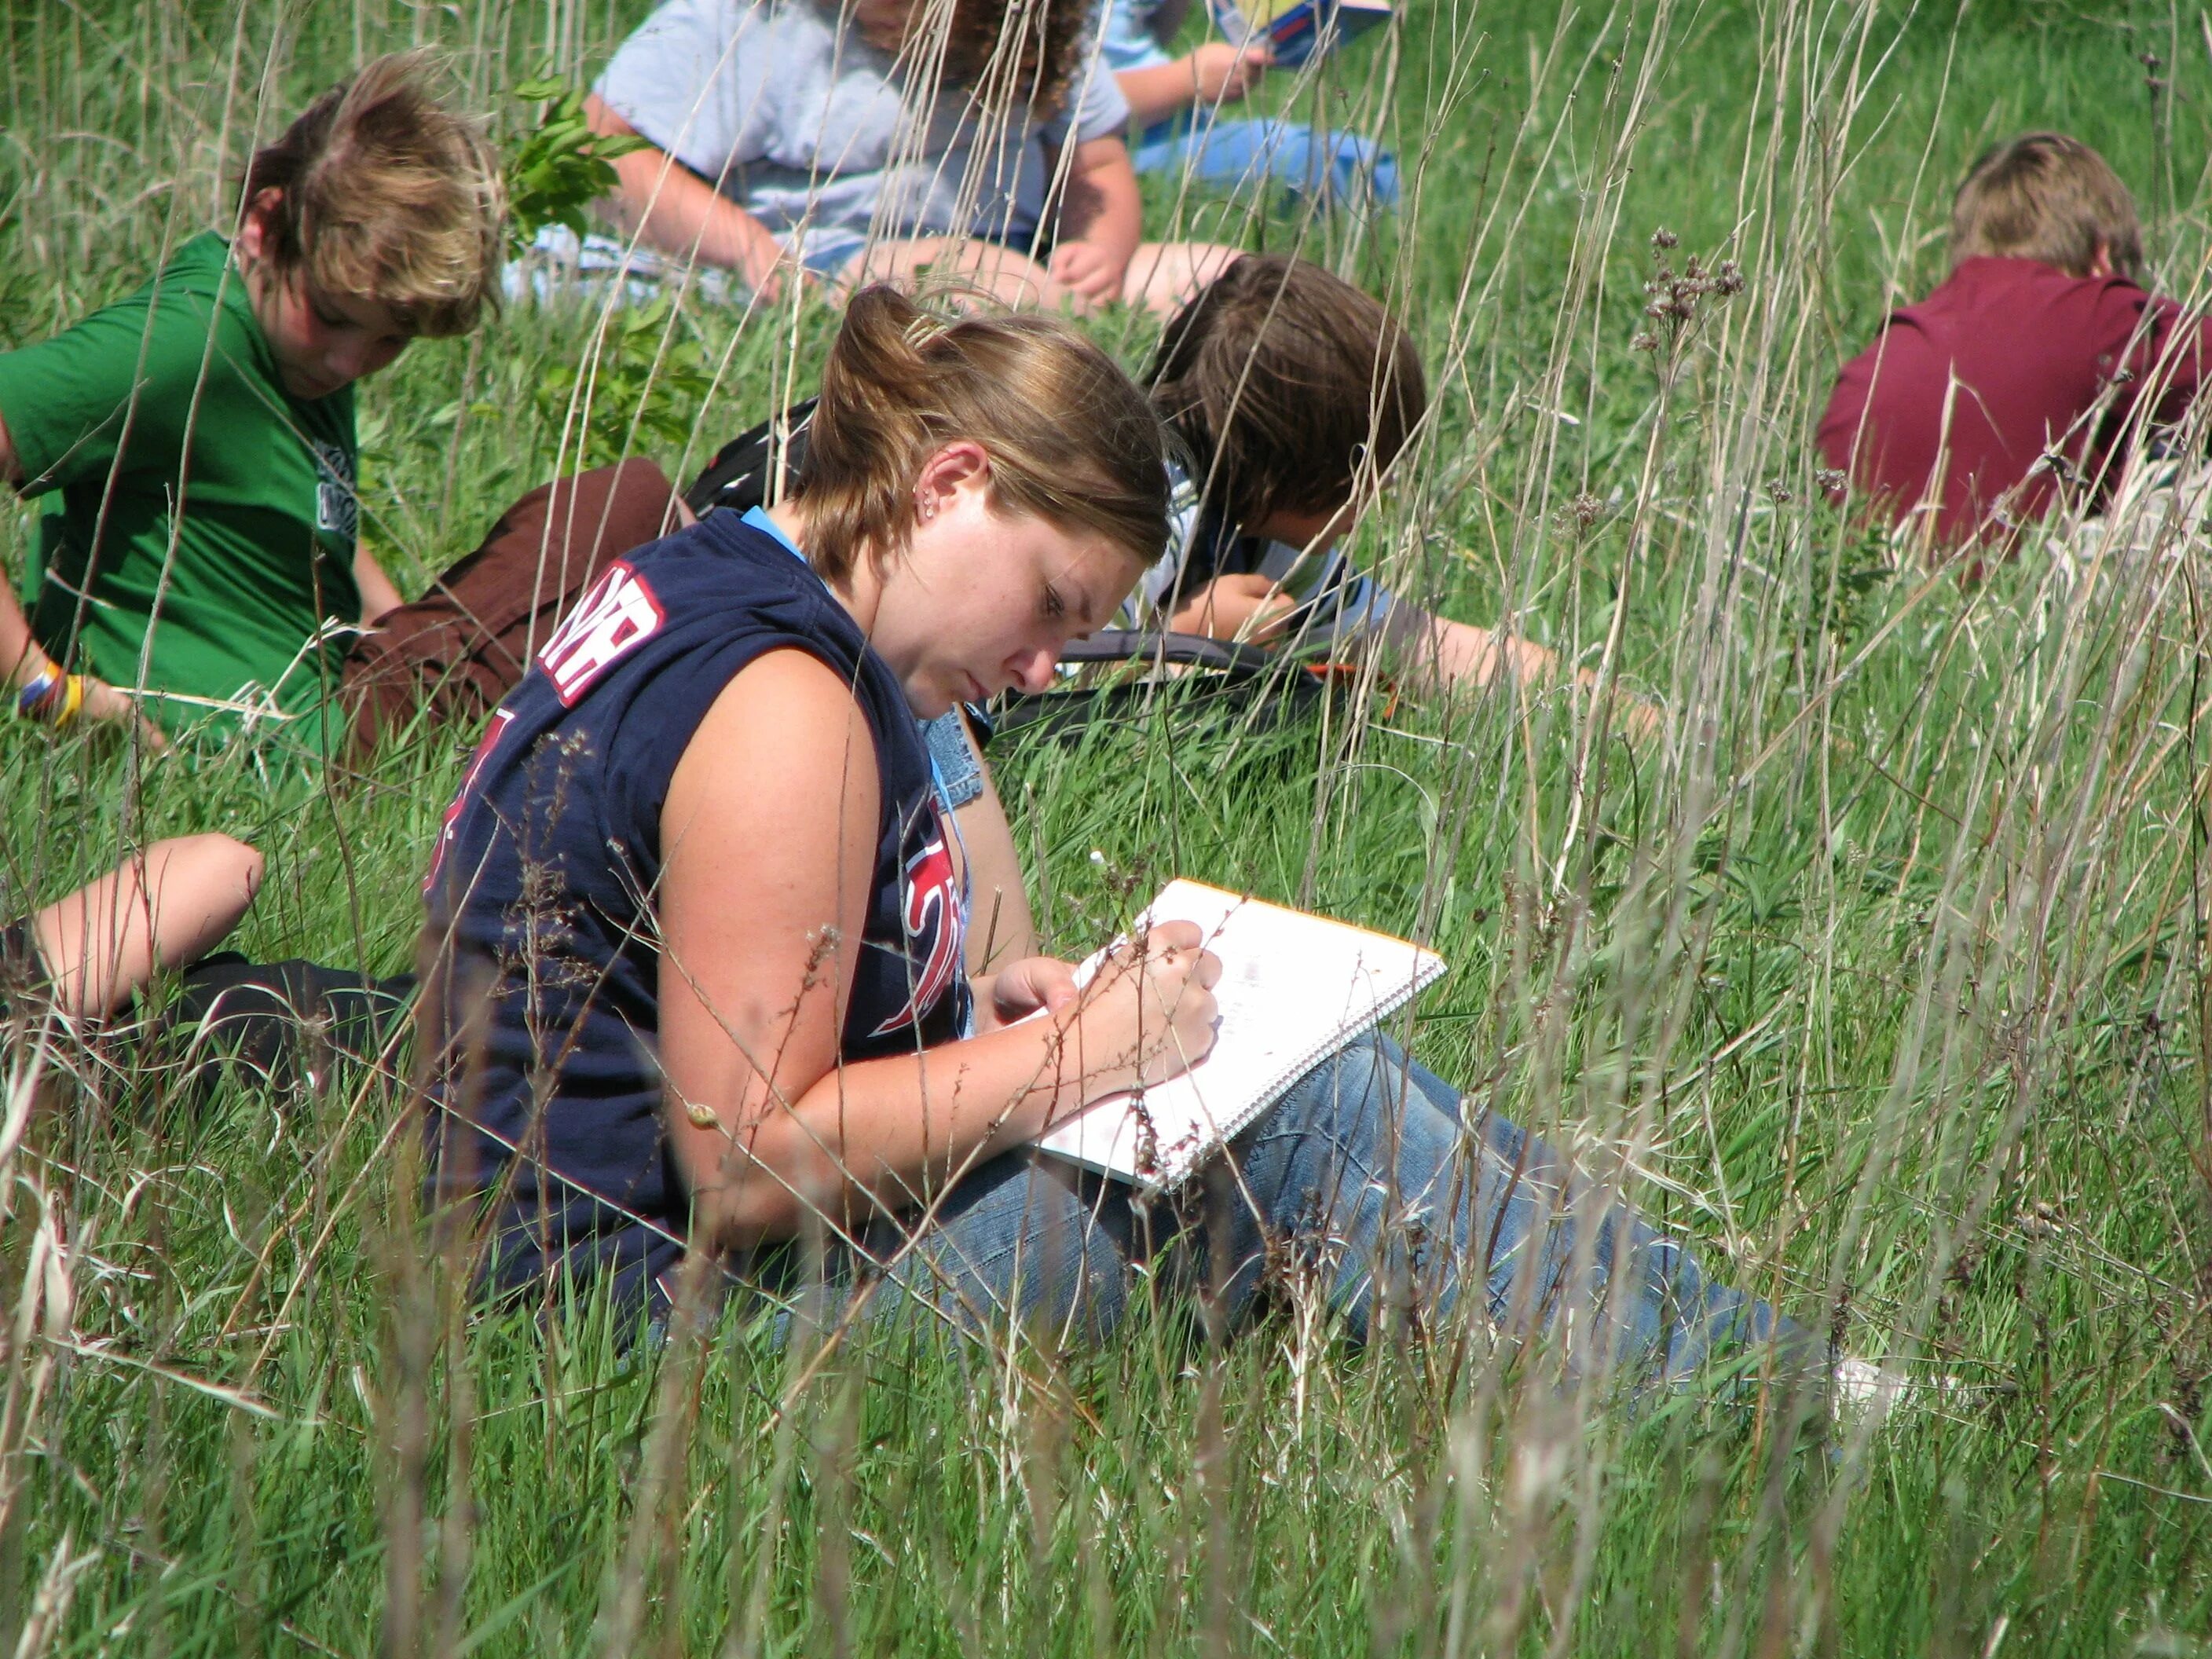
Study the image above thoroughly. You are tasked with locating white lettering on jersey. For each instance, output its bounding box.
[537,562,665,706]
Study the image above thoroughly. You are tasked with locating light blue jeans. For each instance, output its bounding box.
[746,1034,1808,1388]
[1131,113,1400,211]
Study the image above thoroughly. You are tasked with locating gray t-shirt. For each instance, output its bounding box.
[597,0,1131,247]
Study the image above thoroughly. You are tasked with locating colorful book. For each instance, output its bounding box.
[1034,879,1446,1190]
[1209,0,1392,70]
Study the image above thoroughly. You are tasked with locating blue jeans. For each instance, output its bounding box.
[1131,114,1400,211]
[744,1034,1808,1388]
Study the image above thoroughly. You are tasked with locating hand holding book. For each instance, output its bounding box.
[1037,881,1446,1189]
[982,921,1225,1090]
[1208,0,1392,71]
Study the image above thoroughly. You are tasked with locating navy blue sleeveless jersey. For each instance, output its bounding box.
[420,511,970,1312]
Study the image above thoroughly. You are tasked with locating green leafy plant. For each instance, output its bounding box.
[503,77,649,255]
[537,297,716,470]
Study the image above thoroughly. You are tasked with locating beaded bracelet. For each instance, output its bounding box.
[15,665,85,725]
[15,665,60,718]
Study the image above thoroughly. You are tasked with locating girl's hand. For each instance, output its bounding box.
[1188,41,1271,104]
[1071,921,1222,1099]
[1047,240,1129,306]
[973,955,1084,1033]
[1168,573,1296,643]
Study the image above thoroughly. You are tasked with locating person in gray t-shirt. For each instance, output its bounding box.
[577,0,1235,314]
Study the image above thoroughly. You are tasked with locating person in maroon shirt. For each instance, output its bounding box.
[1818,132,2212,548]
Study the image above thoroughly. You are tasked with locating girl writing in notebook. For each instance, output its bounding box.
[420,287,1803,1387]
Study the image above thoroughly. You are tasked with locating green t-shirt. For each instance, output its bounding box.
[0,232,361,749]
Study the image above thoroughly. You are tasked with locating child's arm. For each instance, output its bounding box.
[0,411,165,745]
[1382,602,1662,737]
[1115,43,1270,128]
[1047,137,1147,305]
[1165,572,1661,734]
[584,95,808,298]
[1168,572,1298,641]
[31,833,262,1020]
[353,547,403,625]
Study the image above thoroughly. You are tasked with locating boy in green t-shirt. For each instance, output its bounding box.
[0,52,504,751]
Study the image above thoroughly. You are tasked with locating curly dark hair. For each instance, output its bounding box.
[925,0,1090,119]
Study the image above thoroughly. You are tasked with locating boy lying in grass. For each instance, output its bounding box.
[932,255,1656,961]
[0,53,504,753]
[1135,254,1595,688]
[1818,131,2212,549]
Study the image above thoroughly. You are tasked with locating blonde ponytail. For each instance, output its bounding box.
[796,286,1170,584]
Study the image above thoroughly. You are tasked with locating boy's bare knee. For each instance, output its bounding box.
[941,244,1060,309]
[158,833,266,903]
[851,236,1064,310]
[225,837,267,899]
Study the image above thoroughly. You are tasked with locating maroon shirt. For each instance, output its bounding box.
[1817,256,2212,544]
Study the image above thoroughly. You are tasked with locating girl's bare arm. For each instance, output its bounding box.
[656,650,1216,1247]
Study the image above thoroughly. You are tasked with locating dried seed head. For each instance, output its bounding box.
[1565,490,1606,529]
[1651,226,1679,251]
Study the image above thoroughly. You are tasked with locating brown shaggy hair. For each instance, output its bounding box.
[237,51,504,338]
[1950,132,2143,281]
[1148,255,1428,535]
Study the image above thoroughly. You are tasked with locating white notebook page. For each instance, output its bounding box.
[1034,880,1446,1188]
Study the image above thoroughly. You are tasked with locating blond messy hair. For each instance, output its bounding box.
[795,285,1169,584]
[238,51,505,338]
[1950,133,2144,283]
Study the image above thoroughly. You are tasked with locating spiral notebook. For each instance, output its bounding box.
[1034,880,1446,1190]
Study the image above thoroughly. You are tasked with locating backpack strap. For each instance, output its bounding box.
[683,398,818,518]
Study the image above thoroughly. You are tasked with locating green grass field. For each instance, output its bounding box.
[8,0,2212,1651]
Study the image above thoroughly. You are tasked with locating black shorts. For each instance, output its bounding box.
[0,916,47,1016]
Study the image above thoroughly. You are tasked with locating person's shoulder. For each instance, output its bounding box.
[1872,257,2103,347]
[28,233,232,340]
[1930,255,2126,309]
[129,234,274,368]
[148,231,233,290]
[599,0,822,139]
[1965,258,2171,338]
[0,234,246,447]
[632,512,840,619]
[619,0,747,42]
[610,0,810,64]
